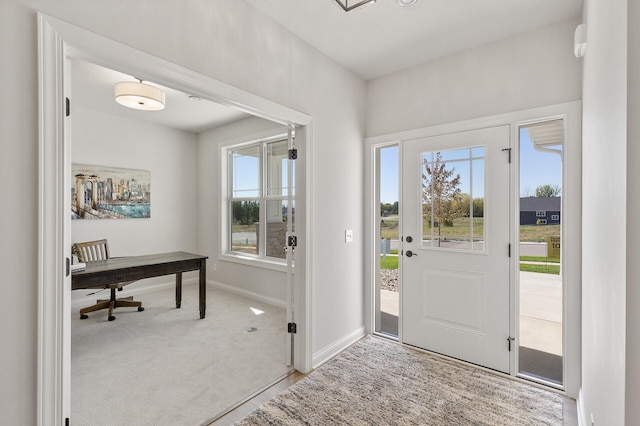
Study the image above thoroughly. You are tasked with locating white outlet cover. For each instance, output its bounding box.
[345,229,354,243]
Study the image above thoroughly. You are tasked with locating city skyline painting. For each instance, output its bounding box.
[71,163,151,219]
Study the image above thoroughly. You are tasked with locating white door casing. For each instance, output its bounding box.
[401,125,511,373]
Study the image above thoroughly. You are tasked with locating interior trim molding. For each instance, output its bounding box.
[38,14,69,426]
[576,388,586,426]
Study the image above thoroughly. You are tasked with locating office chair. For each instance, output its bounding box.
[73,239,144,321]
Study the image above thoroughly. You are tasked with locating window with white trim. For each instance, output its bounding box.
[227,136,294,261]
[536,210,546,217]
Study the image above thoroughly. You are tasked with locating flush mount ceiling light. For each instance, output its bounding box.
[335,0,376,12]
[114,79,166,111]
[396,0,419,6]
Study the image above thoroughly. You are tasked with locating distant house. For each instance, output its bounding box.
[520,196,561,225]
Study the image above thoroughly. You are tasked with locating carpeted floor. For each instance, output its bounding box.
[236,335,564,425]
[71,284,290,425]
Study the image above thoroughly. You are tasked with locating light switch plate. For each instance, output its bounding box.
[345,229,353,243]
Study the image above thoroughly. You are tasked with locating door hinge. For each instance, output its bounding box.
[501,147,512,163]
[508,243,511,258]
[65,97,70,117]
[287,235,297,248]
[287,322,297,334]
[288,148,298,160]
[507,337,515,351]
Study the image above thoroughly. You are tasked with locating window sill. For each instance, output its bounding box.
[220,253,294,273]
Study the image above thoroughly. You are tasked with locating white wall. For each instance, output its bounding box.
[71,107,199,299]
[0,3,39,424]
[627,2,640,423]
[581,0,628,424]
[366,18,582,137]
[1,0,365,422]
[198,116,290,303]
[72,107,199,255]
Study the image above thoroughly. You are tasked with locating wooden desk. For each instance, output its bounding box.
[72,251,208,319]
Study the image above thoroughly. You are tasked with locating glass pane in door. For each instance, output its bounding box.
[421,147,485,251]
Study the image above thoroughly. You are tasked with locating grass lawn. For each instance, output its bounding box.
[382,216,560,243]
[520,263,560,275]
[519,224,561,242]
[380,255,398,270]
[379,218,561,275]
[381,254,558,274]
[422,217,484,238]
[520,256,560,263]
[380,217,399,240]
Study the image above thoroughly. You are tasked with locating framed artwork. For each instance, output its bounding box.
[71,163,151,219]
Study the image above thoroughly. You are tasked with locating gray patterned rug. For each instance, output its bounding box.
[235,336,563,425]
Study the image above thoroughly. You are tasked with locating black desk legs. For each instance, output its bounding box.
[175,272,182,308]
[175,262,205,319]
[199,259,206,319]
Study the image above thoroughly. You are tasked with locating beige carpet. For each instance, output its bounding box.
[236,336,564,425]
[71,284,290,425]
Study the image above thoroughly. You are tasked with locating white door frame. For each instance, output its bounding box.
[364,101,581,398]
[37,13,314,425]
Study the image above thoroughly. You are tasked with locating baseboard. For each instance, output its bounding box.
[312,326,366,369]
[209,280,287,310]
[72,279,287,311]
[577,387,586,426]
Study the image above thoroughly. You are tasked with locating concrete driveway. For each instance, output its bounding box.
[380,270,562,355]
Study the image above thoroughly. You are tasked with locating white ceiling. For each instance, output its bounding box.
[72,1,583,130]
[244,0,584,81]
[71,59,250,133]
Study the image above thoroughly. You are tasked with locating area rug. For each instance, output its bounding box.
[235,336,563,425]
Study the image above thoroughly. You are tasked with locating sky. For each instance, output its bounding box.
[518,128,562,197]
[378,129,562,204]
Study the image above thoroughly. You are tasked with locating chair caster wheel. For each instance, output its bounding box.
[108,316,116,321]
[80,314,88,320]
[138,307,145,312]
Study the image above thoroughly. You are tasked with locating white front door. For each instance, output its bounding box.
[401,125,511,373]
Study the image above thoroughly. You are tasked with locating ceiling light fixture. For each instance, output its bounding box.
[114,79,166,111]
[334,0,376,12]
[396,0,419,6]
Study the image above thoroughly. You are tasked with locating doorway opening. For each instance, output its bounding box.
[39,14,312,424]
[68,58,295,424]
[517,119,564,387]
[375,144,399,338]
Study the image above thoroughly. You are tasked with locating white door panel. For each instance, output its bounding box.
[402,125,510,373]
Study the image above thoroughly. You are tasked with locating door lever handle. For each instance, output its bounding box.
[406,250,417,257]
